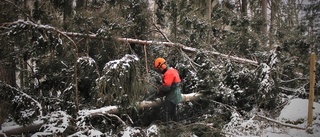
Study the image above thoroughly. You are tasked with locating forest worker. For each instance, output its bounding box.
[153,57,182,121]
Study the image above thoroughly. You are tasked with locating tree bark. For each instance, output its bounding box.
[0,62,15,86]
[269,0,275,47]
[206,0,212,44]
[261,0,267,34]
[261,0,268,46]
[241,0,247,16]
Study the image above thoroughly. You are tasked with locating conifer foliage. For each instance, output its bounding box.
[0,0,319,136]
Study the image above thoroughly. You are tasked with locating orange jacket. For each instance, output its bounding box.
[159,68,182,105]
[162,68,181,86]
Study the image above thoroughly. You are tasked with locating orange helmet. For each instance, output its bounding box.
[154,57,167,71]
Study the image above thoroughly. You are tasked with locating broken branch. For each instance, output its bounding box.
[253,115,306,130]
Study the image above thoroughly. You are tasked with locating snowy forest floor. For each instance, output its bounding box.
[1,98,320,137]
[223,98,320,137]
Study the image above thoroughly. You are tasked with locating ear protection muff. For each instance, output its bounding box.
[157,62,166,70]
[154,58,167,71]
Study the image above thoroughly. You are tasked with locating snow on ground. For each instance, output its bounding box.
[262,98,320,137]
[146,124,159,136]
[225,98,320,137]
[278,98,320,122]
[1,98,319,136]
[118,125,159,137]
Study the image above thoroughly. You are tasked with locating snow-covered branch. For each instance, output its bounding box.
[0,81,43,117]
[253,115,305,130]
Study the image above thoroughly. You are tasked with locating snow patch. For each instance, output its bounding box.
[103,54,139,72]
[223,98,320,137]
[146,124,158,136]
[279,98,320,122]
[77,56,96,66]
[121,127,141,137]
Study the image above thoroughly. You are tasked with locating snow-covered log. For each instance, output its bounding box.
[1,121,44,136]
[80,93,203,118]
[138,93,203,109]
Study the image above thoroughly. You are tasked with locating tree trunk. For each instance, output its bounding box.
[77,0,85,10]
[0,0,18,127]
[0,30,16,87]
[261,0,267,46]
[63,0,73,30]
[241,0,249,51]
[206,0,212,20]
[287,0,295,27]
[0,63,16,86]
[269,0,275,47]
[84,93,203,116]
[241,0,247,16]
[0,42,16,129]
[206,0,212,44]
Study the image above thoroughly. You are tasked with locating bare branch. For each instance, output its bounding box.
[253,115,306,130]
[106,113,126,126]
[152,23,171,42]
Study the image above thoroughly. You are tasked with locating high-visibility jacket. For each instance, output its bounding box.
[159,68,182,105]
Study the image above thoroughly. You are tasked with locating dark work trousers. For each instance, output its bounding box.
[163,100,177,122]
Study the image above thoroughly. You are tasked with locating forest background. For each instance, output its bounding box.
[0,0,319,136]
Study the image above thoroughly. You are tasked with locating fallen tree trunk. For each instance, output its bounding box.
[1,20,259,66]
[138,92,203,109]
[62,32,258,66]
[62,32,259,66]
[82,93,203,117]
[2,93,203,135]
[1,121,44,136]
[118,38,259,66]
[116,38,258,66]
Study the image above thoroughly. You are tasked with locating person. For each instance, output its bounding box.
[153,57,182,122]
